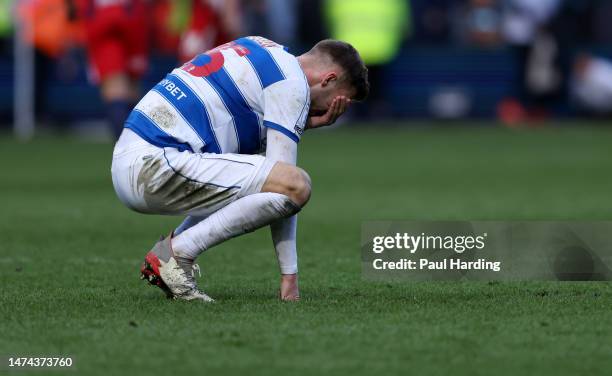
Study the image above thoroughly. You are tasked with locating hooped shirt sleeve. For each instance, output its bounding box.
[262,78,310,143]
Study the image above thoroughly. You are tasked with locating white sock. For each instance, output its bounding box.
[171,192,300,259]
[174,216,206,236]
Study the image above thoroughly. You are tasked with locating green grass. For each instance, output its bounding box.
[2,124,612,375]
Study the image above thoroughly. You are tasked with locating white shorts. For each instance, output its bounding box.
[111,129,275,217]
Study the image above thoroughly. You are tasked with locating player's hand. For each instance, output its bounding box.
[279,274,300,301]
[306,96,351,129]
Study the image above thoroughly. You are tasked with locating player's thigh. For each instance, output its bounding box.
[111,130,159,213]
[160,150,276,216]
[124,148,275,216]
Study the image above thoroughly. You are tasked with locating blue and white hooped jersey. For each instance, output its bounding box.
[125,36,310,155]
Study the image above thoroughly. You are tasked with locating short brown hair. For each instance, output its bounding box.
[311,39,370,101]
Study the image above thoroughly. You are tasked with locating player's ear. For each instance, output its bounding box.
[321,72,338,87]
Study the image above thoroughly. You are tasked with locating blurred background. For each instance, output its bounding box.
[1,0,612,140]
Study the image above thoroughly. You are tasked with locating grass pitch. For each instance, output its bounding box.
[2,124,612,375]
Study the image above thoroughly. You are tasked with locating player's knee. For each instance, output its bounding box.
[290,167,311,207]
[263,163,312,207]
[279,166,310,207]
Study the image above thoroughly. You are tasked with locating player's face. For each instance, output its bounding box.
[309,92,352,116]
[309,74,354,116]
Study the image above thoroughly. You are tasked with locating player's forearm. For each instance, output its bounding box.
[266,128,299,275]
[271,216,298,274]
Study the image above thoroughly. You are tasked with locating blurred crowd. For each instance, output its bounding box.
[1,0,612,131]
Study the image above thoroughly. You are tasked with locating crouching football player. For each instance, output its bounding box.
[111,36,369,301]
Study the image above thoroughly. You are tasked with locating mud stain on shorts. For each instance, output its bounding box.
[136,155,236,214]
[149,105,176,130]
